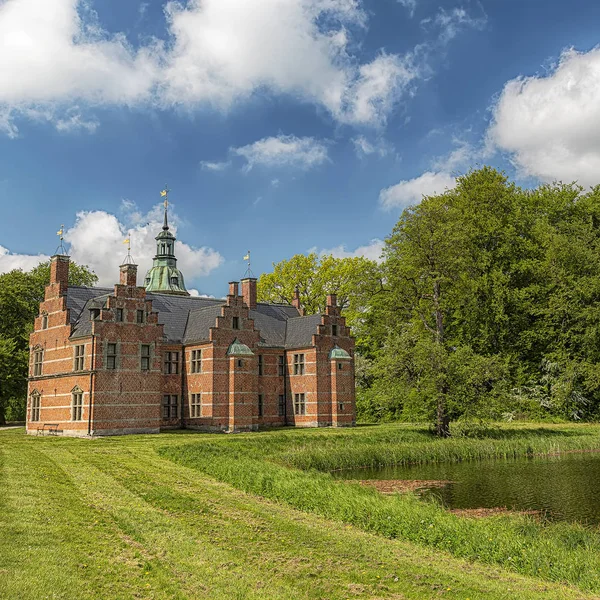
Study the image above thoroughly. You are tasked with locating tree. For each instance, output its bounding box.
[257,252,384,351]
[0,260,97,423]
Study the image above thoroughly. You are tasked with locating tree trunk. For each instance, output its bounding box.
[0,404,6,426]
[432,279,450,437]
[436,394,450,437]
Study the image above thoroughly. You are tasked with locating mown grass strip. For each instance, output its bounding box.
[159,423,600,593]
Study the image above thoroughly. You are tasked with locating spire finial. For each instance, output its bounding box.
[160,185,170,230]
[55,224,68,255]
[122,232,135,265]
[242,250,255,278]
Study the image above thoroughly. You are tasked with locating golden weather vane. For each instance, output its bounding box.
[160,185,170,208]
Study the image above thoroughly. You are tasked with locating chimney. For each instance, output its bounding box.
[292,286,304,316]
[229,281,239,297]
[241,278,257,310]
[50,255,70,296]
[327,293,337,307]
[120,263,138,287]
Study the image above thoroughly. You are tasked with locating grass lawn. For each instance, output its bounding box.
[1,423,600,599]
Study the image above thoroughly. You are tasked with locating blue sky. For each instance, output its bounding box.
[1,0,600,296]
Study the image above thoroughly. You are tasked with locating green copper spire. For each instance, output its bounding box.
[143,187,189,296]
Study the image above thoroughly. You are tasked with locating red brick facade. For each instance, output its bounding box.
[26,256,355,436]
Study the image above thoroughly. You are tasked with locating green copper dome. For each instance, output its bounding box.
[144,201,189,296]
[227,338,254,356]
[329,345,351,360]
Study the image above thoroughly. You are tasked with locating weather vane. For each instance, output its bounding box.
[243,250,254,278]
[160,184,170,208]
[55,224,68,255]
[122,231,135,265]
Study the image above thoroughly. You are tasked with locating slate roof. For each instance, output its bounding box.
[65,287,321,348]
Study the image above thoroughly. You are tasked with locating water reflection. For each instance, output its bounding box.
[333,452,600,525]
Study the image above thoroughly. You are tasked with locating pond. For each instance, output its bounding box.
[332,451,600,525]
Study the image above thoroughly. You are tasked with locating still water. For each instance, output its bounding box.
[333,452,600,525]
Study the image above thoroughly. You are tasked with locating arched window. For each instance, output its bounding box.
[30,391,41,422]
[71,386,83,421]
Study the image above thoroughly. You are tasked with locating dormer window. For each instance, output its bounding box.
[171,276,178,286]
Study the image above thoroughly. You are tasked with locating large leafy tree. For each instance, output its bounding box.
[257,252,384,351]
[0,260,97,424]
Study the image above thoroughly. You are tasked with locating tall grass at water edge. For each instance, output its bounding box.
[160,424,600,592]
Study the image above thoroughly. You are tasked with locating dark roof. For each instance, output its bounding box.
[65,287,320,347]
[284,314,322,348]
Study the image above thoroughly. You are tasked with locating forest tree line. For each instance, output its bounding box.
[258,167,600,432]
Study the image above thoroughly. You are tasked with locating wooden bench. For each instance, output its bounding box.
[36,423,61,436]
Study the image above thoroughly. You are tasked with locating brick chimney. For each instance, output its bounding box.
[120,263,138,287]
[327,293,337,307]
[49,255,70,296]
[292,286,305,316]
[229,281,239,297]
[241,278,257,310]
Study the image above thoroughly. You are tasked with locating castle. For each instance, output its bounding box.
[26,203,356,436]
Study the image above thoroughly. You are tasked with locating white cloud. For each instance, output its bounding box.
[352,135,393,158]
[421,7,487,45]
[397,0,416,18]
[55,108,99,133]
[379,171,457,209]
[0,201,224,285]
[0,0,420,134]
[232,134,330,171]
[0,245,49,273]
[431,138,475,172]
[315,239,385,262]
[200,160,231,171]
[486,46,600,188]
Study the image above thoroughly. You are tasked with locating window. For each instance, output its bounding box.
[90,308,100,320]
[278,355,285,377]
[162,395,178,419]
[41,314,48,330]
[338,362,343,370]
[171,277,178,286]
[33,350,43,376]
[237,359,244,368]
[278,394,286,417]
[258,355,263,376]
[106,343,117,370]
[294,393,306,416]
[136,310,145,324]
[190,393,202,418]
[339,403,344,412]
[258,394,264,417]
[293,354,305,375]
[30,392,41,422]
[116,308,124,322]
[141,345,151,371]
[232,316,240,330]
[72,391,83,421]
[332,324,337,336]
[74,345,85,371]
[190,350,202,373]
[164,351,179,374]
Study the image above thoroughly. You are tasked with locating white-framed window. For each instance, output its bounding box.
[294,393,306,416]
[71,390,83,421]
[30,391,41,422]
[293,354,305,375]
[258,394,264,417]
[190,350,202,373]
[33,349,43,377]
[106,343,117,370]
[278,355,285,376]
[162,395,178,419]
[190,393,202,418]
[74,345,85,371]
[164,351,179,374]
[141,345,151,371]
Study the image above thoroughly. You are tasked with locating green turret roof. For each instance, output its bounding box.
[144,197,189,296]
[227,338,254,356]
[329,345,351,360]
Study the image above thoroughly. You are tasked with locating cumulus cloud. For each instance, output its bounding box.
[0,0,421,134]
[315,239,385,262]
[200,160,231,172]
[231,134,330,171]
[486,46,600,188]
[352,135,393,158]
[379,171,457,209]
[0,201,224,285]
[0,245,49,273]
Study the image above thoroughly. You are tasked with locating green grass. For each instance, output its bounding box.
[0,424,599,599]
